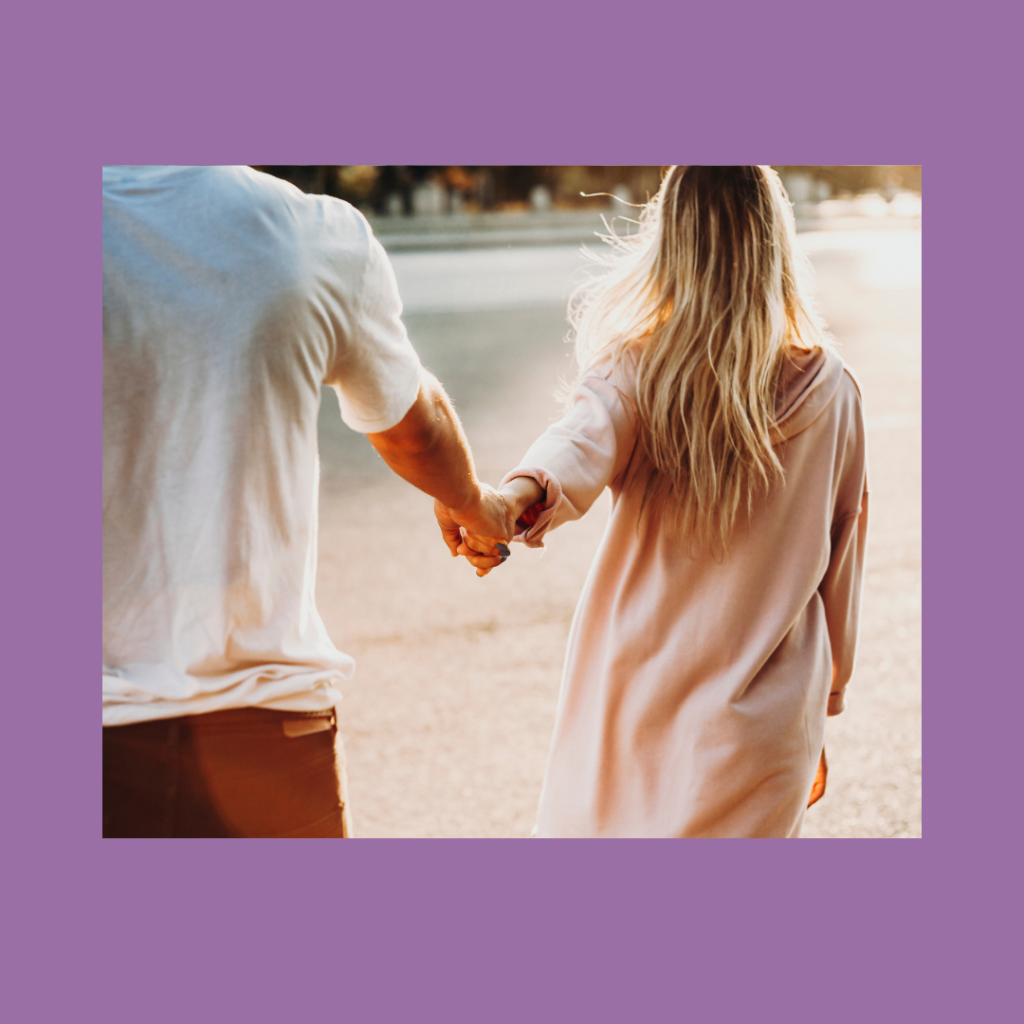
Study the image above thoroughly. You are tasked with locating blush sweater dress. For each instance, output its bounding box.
[503,345,868,838]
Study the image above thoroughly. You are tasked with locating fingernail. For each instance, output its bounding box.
[496,544,510,556]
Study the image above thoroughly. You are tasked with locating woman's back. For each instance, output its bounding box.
[458,167,871,837]
[504,343,867,837]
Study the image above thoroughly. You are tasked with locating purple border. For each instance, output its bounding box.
[7,2,1012,1020]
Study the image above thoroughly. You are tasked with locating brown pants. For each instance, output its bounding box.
[103,706,349,837]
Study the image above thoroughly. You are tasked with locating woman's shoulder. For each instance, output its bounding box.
[583,341,643,389]
[821,345,865,413]
[578,345,642,421]
[775,342,861,441]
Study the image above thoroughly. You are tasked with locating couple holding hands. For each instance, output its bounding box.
[103,164,866,839]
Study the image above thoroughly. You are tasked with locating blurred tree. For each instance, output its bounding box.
[334,165,380,205]
[253,166,669,212]
[774,166,921,196]
[250,166,920,214]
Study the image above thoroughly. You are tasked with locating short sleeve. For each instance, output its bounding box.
[325,221,423,433]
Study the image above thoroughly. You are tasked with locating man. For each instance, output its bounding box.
[102,166,510,837]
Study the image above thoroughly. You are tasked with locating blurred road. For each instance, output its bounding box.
[314,228,922,838]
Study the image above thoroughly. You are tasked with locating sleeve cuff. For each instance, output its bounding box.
[338,362,423,434]
[500,469,563,549]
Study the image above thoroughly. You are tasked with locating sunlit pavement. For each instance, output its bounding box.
[314,227,922,838]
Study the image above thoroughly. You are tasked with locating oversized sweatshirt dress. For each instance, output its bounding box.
[503,344,868,838]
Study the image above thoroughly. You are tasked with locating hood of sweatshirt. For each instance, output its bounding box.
[774,345,848,441]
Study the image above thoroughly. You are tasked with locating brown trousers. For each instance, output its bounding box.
[103,706,349,837]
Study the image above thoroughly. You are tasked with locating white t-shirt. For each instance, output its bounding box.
[102,166,423,725]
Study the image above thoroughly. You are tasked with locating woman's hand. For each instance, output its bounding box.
[807,745,828,807]
[458,528,512,577]
[503,476,546,530]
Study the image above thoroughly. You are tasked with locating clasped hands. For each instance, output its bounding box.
[434,477,546,577]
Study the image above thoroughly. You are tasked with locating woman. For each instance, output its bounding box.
[460,166,868,838]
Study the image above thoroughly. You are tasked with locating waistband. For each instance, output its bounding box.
[103,706,336,738]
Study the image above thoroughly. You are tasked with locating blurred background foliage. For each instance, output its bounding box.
[253,166,921,216]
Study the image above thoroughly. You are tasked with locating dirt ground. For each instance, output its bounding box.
[313,231,922,838]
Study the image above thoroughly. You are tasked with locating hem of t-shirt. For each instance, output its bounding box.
[102,680,345,727]
[340,363,423,435]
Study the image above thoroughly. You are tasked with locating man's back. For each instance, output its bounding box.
[102,166,422,725]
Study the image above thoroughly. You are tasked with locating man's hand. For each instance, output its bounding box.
[807,745,828,808]
[451,477,548,577]
[435,485,513,570]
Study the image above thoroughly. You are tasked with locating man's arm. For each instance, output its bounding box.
[367,371,512,555]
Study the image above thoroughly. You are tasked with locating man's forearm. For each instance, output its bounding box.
[367,372,481,510]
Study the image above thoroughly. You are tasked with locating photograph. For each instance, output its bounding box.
[102,164,921,839]
[10,2,1018,1020]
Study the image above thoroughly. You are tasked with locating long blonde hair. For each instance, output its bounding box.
[569,165,828,551]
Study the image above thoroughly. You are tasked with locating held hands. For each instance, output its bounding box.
[453,485,517,577]
[439,477,547,577]
[434,484,514,575]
